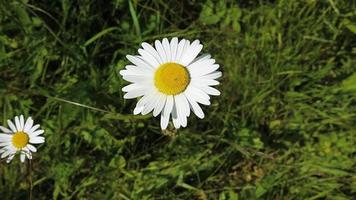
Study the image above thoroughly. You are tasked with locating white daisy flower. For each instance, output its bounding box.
[120,38,221,129]
[0,115,45,163]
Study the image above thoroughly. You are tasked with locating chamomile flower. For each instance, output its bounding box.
[0,115,45,163]
[120,38,221,129]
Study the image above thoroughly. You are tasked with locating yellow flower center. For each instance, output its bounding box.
[154,62,190,95]
[12,131,29,149]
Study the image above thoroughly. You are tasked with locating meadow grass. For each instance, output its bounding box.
[0,0,355,199]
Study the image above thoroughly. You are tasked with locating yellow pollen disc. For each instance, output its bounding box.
[12,131,29,149]
[154,62,190,95]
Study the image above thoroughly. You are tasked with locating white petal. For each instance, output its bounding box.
[187,57,215,70]
[28,124,40,135]
[201,71,222,80]
[21,147,32,159]
[124,65,137,70]
[141,92,160,115]
[177,40,190,65]
[0,134,11,141]
[155,40,167,63]
[181,95,191,117]
[160,95,174,129]
[175,39,186,63]
[120,65,153,76]
[141,42,163,64]
[185,85,211,105]
[162,38,171,62]
[124,89,149,99]
[24,117,34,132]
[174,95,188,127]
[141,102,155,115]
[134,97,147,114]
[198,86,221,96]
[20,153,26,162]
[153,95,166,117]
[122,75,152,83]
[147,93,166,116]
[196,64,220,78]
[30,130,44,137]
[126,55,153,70]
[0,126,12,133]
[122,83,145,92]
[29,136,45,144]
[133,106,144,115]
[164,96,174,118]
[6,154,15,163]
[133,91,155,115]
[171,104,181,129]
[0,148,7,154]
[179,113,187,127]
[180,40,203,66]
[9,145,17,152]
[192,78,220,86]
[7,120,17,133]
[25,150,32,159]
[1,149,14,158]
[191,54,211,63]
[26,144,37,152]
[160,110,170,130]
[185,92,205,119]
[15,116,21,132]
[138,49,160,68]
[188,61,219,78]
[19,115,25,131]
[0,142,11,147]
[1,150,9,158]
[175,93,190,117]
[170,37,178,62]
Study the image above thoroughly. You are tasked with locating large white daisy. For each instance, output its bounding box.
[0,115,45,163]
[120,38,221,129]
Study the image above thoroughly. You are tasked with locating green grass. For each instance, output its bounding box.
[1,0,356,199]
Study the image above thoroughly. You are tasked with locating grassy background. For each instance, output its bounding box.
[1,0,356,199]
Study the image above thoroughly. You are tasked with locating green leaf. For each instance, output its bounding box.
[128,0,141,38]
[343,19,356,34]
[341,73,356,92]
[229,190,239,200]
[84,27,120,47]
[256,184,267,198]
[199,0,226,25]
[109,156,127,169]
[12,2,32,29]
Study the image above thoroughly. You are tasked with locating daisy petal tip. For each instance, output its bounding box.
[119,70,124,76]
[123,93,130,99]
[153,112,159,117]
[213,90,221,96]
[133,107,142,115]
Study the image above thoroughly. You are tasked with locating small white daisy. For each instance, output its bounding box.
[120,38,221,129]
[0,115,45,163]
